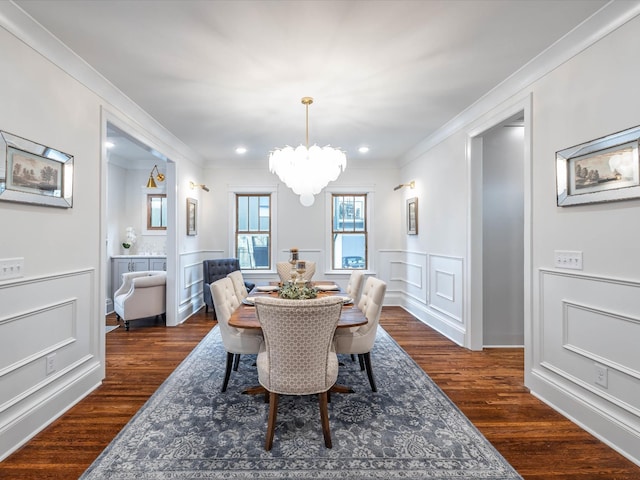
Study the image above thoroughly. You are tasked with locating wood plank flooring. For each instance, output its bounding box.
[0,307,638,479]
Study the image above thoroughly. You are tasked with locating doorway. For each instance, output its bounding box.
[101,112,177,329]
[466,93,532,370]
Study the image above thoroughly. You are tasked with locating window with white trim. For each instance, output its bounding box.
[331,193,367,270]
[236,194,271,269]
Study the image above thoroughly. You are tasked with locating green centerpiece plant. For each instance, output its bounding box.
[279,282,318,300]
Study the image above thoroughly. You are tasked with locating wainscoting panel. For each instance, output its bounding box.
[0,269,102,461]
[428,254,463,324]
[538,270,640,433]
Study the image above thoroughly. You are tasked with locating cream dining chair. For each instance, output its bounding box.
[276,261,316,283]
[210,277,262,392]
[254,296,343,451]
[346,270,365,303]
[334,277,387,392]
[227,270,250,301]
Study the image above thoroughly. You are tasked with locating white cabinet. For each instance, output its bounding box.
[111,256,166,300]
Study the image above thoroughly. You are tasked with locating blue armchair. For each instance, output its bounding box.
[203,258,255,318]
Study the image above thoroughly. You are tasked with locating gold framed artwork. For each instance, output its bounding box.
[407,197,418,235]
[186,197,197,236]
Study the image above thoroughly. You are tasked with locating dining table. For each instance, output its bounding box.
[228,282,367,330]
[227,281,367,394]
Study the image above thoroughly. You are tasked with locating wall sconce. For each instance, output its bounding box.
[146,165,165,188]
[190,181,210,192]
[393,180,415,191]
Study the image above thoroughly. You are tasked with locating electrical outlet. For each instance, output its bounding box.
[46,353,57,376]
[595,363,608,388]
[554,250,583,270]
[0,257,24,280]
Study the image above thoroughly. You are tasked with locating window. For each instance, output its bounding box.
[332,194,367,270]
[147,194,167,230]
[236,194,271,269]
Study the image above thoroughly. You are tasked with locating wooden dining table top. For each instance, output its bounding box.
[228,282,367,330]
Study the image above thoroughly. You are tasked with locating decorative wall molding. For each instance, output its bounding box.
[428,254,464,324]
[0,269,103,461]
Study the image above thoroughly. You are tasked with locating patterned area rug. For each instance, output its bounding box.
[81,326,522,479]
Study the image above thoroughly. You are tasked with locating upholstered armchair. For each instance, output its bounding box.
[203,258,255,318]
[114,270,166,331]
[210,277,262,392]
[276,261,316,283]
[254,296,343,450]
[334,277,387,391]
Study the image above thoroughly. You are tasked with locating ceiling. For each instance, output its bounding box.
[16,0,607,169]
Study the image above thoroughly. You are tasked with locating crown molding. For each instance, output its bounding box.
[0,1,205,166]
[398,0,640,168]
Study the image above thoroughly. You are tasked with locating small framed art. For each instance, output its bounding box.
[186,197,197,235]
[407,197,418,235]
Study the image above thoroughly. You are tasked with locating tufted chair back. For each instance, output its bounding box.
[210,277,241,343]
[254,296,342,395]
[346,270,365,302]
[276,261,316,283]
[356,277,386,336]
[203,258,255,317]
[227,270,249,301]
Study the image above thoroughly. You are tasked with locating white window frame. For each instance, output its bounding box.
[324,185,375,275]
[228,185,278,273]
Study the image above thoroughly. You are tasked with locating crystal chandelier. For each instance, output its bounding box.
[269,97,347,206]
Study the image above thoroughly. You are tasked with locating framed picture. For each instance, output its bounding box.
[556,125,640,206]
[186,197,197,235]
[407,197,418,235]
[0,130,73,208]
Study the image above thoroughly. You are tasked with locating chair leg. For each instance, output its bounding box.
[124,320,130,331]
[319,391,332,448]
[358,354,365,371]
[361,352,377,392]
[221,352,234,392]
[233,353,241,371]
[265,392,278,451]
[350,354,356,362]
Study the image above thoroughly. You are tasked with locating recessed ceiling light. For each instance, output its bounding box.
[358,146,369,154]
[235,146,247,154]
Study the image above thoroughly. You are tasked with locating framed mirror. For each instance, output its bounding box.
[147,193,167,230]
[0,130,73,208]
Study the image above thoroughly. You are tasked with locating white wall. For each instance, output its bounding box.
[398,6,640,466]
[0,4,205,460]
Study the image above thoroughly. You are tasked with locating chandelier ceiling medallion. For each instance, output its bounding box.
[269,97,347,206]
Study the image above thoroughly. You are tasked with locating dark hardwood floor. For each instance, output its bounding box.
[0,307,638,479]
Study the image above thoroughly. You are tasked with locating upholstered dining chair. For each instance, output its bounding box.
[276,261,316,283]
[253,296,343,451]
[210,277,262,392]
[346,270,365,303]
[334,277,387,392]
[227,270,250,301]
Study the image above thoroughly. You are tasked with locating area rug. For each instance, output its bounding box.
[80,326,522,479]
[106,325,119,333]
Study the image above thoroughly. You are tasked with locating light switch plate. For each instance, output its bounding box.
[0,257,24,280]
[554,250,583,270]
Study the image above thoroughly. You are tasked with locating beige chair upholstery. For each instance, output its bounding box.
[334,277,387,391]
[210,277,262,392]
[114,271,166,331]
[346,270,365,302]
[276,261,316,283]
[227,270,250,301]
[254,296,343,451]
